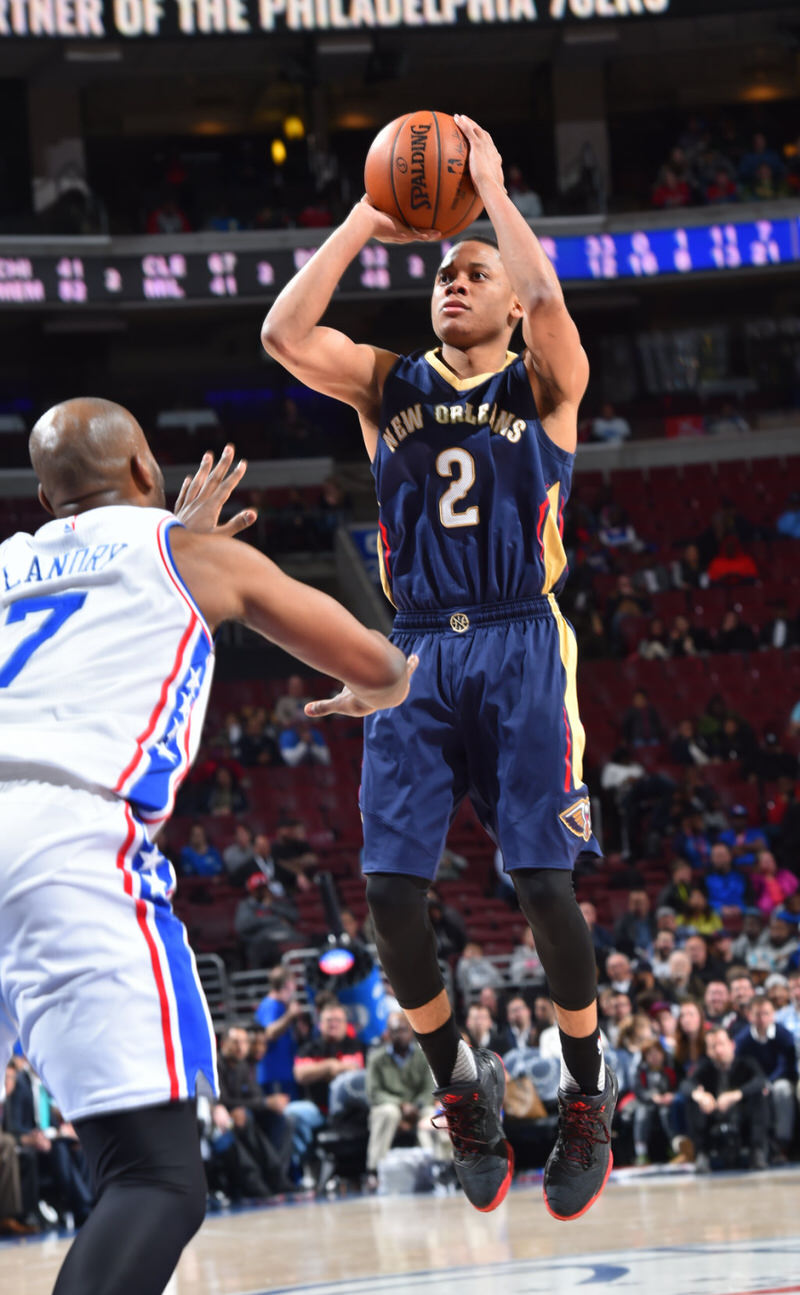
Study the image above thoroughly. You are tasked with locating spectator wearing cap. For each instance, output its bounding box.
[706,844,752,913]
[613,889,656,960]
[688,1026,770,1173]
[735,993,797,1160]
[752,851,798,917]
[718,808,768,870]
[657,858,695,919]
[234,875,302,969]
[750,912,800,975]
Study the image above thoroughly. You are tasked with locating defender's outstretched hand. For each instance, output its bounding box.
[359,197,441,245]
[175,444,257,537]
[305,653,419,718]
[453,115,506,199]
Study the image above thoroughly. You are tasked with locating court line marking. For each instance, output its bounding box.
[230,1237,800,1295]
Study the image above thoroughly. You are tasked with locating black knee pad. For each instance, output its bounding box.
[365,872,444,1011]
[365,871,429,939]
[511,868,597,1012]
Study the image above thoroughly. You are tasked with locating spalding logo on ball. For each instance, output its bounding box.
[365,111,484,239]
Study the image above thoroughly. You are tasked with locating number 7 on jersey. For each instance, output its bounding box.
[0,592,87,688]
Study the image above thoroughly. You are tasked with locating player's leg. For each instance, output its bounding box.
[463,605,614,1219]
[365,869,512,1211]
[53,1100,206,1295]
[361,634,511,1211]
[511,866,617,1217]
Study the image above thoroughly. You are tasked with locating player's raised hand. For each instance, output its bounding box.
[453,115,506,200]
[174,444,257,538]
[305,653,419,719]
[359,196,441,245]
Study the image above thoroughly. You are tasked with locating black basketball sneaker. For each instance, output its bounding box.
[543,1066,618,1220]
[432,1048,514,1213]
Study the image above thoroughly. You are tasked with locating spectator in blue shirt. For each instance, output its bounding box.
[718,806,768,869]
[735,992,797,1158]
[776,494,800,540]
[278,722,332,768]
[706,843,752,913]
[673,813,712,871]
[179,822,224,877]
[255,967,304,1099]
[255,967,322,1186]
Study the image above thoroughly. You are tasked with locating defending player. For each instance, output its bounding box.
[262,115,615,1220]
[0,398,416,1295]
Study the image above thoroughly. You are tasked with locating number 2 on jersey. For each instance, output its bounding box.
[0,591,87,687]
[436,448,479,529]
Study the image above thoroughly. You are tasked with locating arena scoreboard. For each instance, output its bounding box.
[1,215,799,308]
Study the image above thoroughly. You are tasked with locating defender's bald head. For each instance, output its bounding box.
[30,397,164,516]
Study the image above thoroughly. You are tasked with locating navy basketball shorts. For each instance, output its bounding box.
[361,594,601,882]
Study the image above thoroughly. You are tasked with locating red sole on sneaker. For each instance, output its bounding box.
[543,1148,614,1222]
[475,1142,515,1214]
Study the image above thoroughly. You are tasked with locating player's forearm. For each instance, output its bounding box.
[261,204,376,353]
[479,180,563,311]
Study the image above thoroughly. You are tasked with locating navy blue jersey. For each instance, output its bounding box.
[373,348,574,611]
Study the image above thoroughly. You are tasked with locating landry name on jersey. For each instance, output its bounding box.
[0,506,213,827]
[373,349,575,611]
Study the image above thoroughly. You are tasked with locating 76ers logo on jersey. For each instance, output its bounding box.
[559,797,592,842]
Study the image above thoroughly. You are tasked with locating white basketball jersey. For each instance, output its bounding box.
[0,505,214,827]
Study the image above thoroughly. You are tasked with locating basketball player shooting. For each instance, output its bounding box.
[263,114,615,1220]
[0,399,417,1295]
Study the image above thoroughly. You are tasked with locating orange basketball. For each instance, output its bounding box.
[364,110,483,239]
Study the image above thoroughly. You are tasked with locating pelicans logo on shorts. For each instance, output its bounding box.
[559,797,592,842]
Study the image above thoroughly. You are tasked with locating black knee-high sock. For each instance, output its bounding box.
[559,1028,604,1095]
[412,1015,463,1088]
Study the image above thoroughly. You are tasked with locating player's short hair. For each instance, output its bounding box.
[437,234,500,272]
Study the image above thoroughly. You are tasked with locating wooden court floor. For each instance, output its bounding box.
[3,1167,800,1295]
